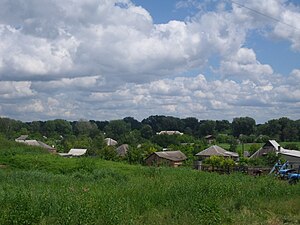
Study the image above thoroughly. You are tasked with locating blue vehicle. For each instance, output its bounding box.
[288,166,300,185]
[270,161,296,180]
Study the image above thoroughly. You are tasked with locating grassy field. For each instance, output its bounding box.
[0,139,300,225]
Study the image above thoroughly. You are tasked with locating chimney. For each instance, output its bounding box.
[278,146,281,151]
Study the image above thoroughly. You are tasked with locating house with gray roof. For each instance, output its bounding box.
[250,140,280,158]
[15,135,56,153]
[196,145,239,160]
[250,140,300,168]
[145,150,187,167]
[116,144,129,157]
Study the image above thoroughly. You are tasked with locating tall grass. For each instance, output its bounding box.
[0,165,299,224]
[0,138,299,224]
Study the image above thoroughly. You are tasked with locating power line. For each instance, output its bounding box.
[230,0,300,32]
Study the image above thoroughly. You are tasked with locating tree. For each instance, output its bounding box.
[216,120,231,133]
[182,117,199,135]
[126,146,144,164]
[53,119,72,136]
[123,117,141,130]
[142,115,184,133]
[232,117,256,137]
[140,124,153,139]
[151,134,180,148]
[104,120,131,141]
[119,130,143,146]
[195,120,216,137]
[74,120,99,138]
[98,146,118,161]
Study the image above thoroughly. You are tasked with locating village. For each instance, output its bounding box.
[14,131,300,184]
[1,117,300,224]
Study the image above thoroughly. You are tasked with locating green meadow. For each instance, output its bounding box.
[0,138,299,225]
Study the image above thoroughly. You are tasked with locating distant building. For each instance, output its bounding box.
[59,148,87,157]
[204,135,215,144]
[15,135,29,142]
[250,140,300,168]
[116,144,129,157]
[250,140,280,158]
[195,145,239,160]
[156,131,183,135]
[105,138,118,146]
[145,150,187,167]
[15,135,56,153]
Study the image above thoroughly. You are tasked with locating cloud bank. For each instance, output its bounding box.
[0,0,299,123]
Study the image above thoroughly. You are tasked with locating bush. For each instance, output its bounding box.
[283,143,299,150]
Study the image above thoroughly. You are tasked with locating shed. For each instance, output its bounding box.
[279,149,300,168]
[204,135,215,144]
[195,145,239,160]
[156,131,183,135]
[250,140,280,158]
[116,144,129,157]
[105,138,118,146]
[145,150,187,167]
[59,148,87,157]
[17,139,56,153]
[15,135,29,142]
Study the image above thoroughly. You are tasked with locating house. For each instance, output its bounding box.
[105,138,118,146]
[204,135,215,144]
[15,135,29,142]
[15,135,56,153]
[145,150,187,167]
[195,145,239,160]
[250,140,280,158]
[116,144,129,157]
[279,149,300,167]
[59,148,87,157]
[250,140,300,168]
[156,131,183,135]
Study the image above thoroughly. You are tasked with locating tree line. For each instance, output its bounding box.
[1,115,299,165]
[1,115,299,141]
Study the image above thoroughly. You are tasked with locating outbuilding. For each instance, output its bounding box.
[195,145,239,160]
[145,150,187,167]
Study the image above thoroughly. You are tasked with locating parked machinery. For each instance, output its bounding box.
[288,166,300,185]
[270,161,296,180]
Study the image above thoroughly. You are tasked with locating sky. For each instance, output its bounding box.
[0,0,300,123]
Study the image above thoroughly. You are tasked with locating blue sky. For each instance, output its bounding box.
[0,0,299,123]
[132,0,300,75]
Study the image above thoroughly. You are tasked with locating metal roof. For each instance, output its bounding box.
[267,140,281,151]
[280,149,300,158]
[105,138,118,146]
[153,151,187,161]
[68,148,87,156]
[15,135,28,141]
[196,145,239,158]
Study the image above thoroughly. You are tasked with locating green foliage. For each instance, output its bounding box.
[232,117,256,137]
[249,143,261,155]
[195,120,216,137]
[282,142,299,150]
[204,156,235,171]
[229,137,238,152]
[248,152,280,167]
[216,134,233,143]
[98,146,118,161]
[151,134,180,147]
[126,147,144,164]
[0,141,300,224]
[104,120,131,141]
